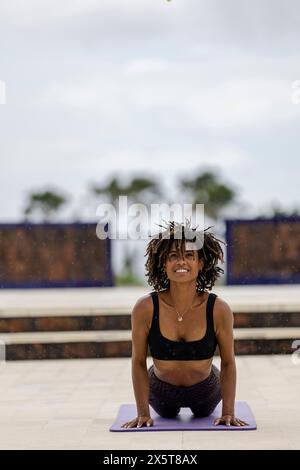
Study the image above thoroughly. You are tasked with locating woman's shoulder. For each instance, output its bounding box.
[213,294,232,310]
[132,292,153,314]
[133,292,154,311]
[212,294,234,324]
[131,293,157,327]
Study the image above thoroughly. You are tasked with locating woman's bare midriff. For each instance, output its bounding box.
[149,290,214,386]
[152,357,213,387]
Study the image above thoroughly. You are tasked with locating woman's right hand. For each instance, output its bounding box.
[121,416,154,429]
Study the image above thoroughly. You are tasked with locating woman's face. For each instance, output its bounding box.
[164,241,203,283]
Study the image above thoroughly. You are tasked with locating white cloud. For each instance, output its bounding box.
[37,61,298,135]
[124,59,167,76]
[183,78,296,129]
[2,0,300,50]
[0,0,171,33]
[1,0,300,222]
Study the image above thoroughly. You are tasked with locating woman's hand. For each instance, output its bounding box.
[121,416,154,429]
[214,415,248,427]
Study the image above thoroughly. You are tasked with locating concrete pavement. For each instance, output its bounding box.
[0,355,299,450]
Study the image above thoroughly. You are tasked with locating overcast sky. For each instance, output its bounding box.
[1,0,300,223]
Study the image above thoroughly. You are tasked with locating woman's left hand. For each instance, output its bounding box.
[214,414,248,426]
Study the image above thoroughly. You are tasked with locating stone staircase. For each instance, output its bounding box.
[0,286,300,360]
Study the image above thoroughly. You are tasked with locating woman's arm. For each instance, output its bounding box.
[122,296,154,428]
[214,298,248,426]
[132,361,151,417]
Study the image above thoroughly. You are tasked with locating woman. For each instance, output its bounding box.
[122,221,247,428]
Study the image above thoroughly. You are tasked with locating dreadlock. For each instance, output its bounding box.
[145,221,225,293]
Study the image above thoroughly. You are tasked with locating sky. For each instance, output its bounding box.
[1,0,300,226]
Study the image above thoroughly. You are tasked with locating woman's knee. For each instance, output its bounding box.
[157,407,180,418]
[149,398,180,418]
[190,406,211,418]
[190,398,221,417]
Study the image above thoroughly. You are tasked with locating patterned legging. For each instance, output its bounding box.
[148,364,222,418]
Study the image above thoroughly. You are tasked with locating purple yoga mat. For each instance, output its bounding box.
[110,401,256,432]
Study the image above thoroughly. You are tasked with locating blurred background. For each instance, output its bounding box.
[1,0,300,286]
[1,3,300,450]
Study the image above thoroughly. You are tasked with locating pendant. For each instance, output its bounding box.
[178,316,183,322]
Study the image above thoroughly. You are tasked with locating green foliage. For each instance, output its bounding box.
[115,252,143,286]
[115,272,144,286]
[180,171,235,220]
[263,204,300,218]
[91,176,161,205]
[24,190,67,222]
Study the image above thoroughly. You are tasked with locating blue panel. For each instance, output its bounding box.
[225,217,300,285]
[0,222,113,289]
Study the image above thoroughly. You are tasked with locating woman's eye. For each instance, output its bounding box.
[186,253,194,258]
[169,254,177,260]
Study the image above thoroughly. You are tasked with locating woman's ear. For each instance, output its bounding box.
[198,258,204,271]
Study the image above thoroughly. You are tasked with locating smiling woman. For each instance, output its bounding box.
[121,221,249,429]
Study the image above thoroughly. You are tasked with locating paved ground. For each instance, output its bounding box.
[1,285,300,316]
[0,355,299,450]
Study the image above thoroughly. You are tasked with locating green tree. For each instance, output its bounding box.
[91,177,128,206]
[115,250,143,286]
[260,203,300,218]
[24,190,67,222]
[91,175,161,285]
[91,175,161,206]
[180,170,236,220]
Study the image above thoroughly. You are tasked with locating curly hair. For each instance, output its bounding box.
[145,221,225,293]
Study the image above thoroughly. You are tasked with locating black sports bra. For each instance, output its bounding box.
[148,291,218,361]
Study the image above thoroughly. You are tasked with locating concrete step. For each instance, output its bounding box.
[0,314,131,333]
[1,285,300,316]
[1,286,300,332]
[1,286,299,358]
[0,311,300,332]
[0,328,299,360]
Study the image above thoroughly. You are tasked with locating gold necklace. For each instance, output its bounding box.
[171,295,197,322]
[173,306,189,322]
